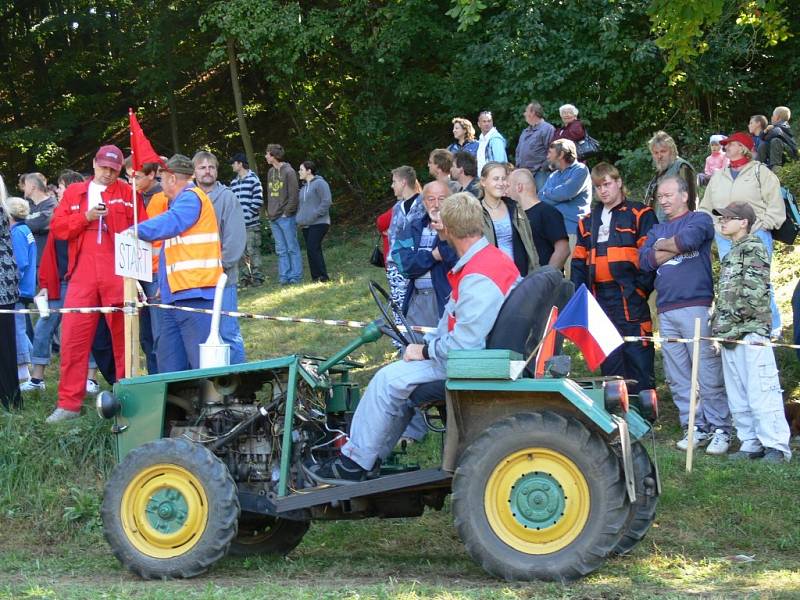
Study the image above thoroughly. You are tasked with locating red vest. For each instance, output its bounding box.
[446,244,520,331]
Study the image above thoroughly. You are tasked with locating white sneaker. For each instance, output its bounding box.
[86,379,100,394]
[705,429,731,455]
[20,379,46,392]
[676,427,711,451]
[45,408,81,424]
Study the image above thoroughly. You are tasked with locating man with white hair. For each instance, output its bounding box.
[476,111,507,173]
[516,101,555,192]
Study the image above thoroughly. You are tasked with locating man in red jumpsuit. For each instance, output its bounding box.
[46,145,147,423]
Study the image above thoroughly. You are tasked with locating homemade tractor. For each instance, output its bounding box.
[98,269,660,582]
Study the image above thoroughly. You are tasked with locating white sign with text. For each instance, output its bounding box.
[115,233,153,282]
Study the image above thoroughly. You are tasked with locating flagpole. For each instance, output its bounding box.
[124,113,140,378]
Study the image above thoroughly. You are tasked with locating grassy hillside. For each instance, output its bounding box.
[1,225,799,599]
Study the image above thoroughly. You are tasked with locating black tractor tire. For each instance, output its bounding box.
[101,438,239,579]
[229,515,310,556]
[613,441,659,556]
[452,411,629,582]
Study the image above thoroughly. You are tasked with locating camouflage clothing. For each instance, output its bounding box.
[712,234,771,341]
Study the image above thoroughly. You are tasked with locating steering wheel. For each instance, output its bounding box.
[368,280,421,346]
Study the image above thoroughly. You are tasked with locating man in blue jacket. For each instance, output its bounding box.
[639,175,732,455]
[392,181,458,328]
[538,138,591,278]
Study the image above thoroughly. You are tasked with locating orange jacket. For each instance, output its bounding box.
[146,191,169,272]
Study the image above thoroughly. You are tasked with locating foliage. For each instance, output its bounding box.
[0,1,798,211]
[775,159,800,193]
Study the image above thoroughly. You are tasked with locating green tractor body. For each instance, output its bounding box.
[99,310,660,582]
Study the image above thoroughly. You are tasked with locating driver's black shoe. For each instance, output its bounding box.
[304,455,369,485]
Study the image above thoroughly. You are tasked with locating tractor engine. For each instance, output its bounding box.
[166,372,339,486]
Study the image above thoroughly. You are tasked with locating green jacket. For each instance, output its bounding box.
[481,196,539,275]
[711,234,771,341]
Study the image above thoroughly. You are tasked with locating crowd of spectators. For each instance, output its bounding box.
[377,103,795,462]
[0,102,796,463]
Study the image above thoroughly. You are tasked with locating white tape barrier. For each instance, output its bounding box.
[2,303,800,349]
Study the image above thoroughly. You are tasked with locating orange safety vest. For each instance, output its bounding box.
[162,186,223,293]
[146,191,170,273]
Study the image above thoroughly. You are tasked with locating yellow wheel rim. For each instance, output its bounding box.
[120,463,209,559]
[484,448,590,554]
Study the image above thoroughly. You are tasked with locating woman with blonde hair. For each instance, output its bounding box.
[478,161,538,275]
[448,117,480,156]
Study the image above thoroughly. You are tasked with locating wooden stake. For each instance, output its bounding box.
[685,317,701,472]
[123,277,139,378]
[123,169,140,379]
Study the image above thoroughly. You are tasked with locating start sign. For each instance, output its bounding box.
[115,233,153,282]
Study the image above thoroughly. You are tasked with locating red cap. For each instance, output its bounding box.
[720,132,754,152]
[94,144,124,171]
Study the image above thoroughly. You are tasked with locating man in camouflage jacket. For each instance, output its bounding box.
[711,201,791,462]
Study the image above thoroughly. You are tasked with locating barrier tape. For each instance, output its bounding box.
[3,304,800,349]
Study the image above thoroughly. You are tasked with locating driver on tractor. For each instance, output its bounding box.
[308,192,521,484]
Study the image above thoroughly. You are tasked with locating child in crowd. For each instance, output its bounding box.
[711,201,791,463]
[698,134,729,186]
[7,198,36,387]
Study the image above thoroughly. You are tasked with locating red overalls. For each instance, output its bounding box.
[50,179,147,412]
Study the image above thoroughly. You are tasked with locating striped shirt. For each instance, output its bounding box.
[230,170,264,229]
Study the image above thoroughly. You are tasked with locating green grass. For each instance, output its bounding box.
[1,227,799,599]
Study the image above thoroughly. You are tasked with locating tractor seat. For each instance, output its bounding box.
[408,267,574,411]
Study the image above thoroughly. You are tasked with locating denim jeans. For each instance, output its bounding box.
[140,279,160,374]
[14,305,32,364]
[157,298,213,372]
[221,285,246,364]
[271,216,303,283]
[715,229,781,333]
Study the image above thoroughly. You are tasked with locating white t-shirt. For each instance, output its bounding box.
[597,207,612,243]
[87,181,107,211]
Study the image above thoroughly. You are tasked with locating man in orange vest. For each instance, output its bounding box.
[134,154,223,372]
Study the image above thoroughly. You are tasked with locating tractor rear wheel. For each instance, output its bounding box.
[613,441,659,555]
[229,514,309,556]
[101,438,239,579]
[452,411,629,582]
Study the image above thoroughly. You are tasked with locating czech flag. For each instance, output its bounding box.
[554,284,624,371]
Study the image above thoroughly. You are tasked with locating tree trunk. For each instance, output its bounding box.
[227,37,258,176]
[167,89,180,154]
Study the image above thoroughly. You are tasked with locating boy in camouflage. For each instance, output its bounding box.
[711,201,791,462]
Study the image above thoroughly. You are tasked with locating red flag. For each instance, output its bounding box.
[129,108,165,171]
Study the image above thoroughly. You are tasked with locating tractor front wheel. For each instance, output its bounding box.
[101,438,239,579]
[452,411,629,582]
